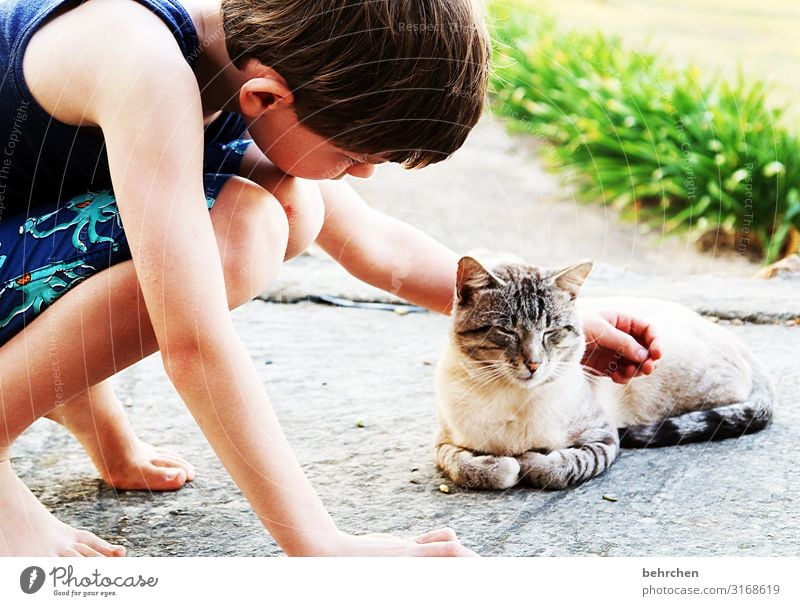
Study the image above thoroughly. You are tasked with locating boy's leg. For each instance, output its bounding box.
[36,164,292,492]
[238,143,326,260]
[0,176,289,556]
[0,463,125,557]
[44,379,196,491]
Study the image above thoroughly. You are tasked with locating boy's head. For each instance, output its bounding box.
[222,0,491,179]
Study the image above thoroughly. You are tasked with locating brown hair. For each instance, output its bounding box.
[221,0,490,168]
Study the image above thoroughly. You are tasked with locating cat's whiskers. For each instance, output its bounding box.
[547,362,571,385]
[546,360,597,388]
[458,358,512,388]
[472,374,508,391]
[581,374,604,387]
[578,363,607,385]
[466,363,508,385]
[461,357,505,371]
[577,362,604,376]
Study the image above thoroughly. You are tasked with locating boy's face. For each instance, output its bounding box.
[237,64,388,180]
[245,103,385,181]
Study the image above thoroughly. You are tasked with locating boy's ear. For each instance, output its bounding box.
[238,63,294,117]
[551,260,593,299]
[456,256,505,303]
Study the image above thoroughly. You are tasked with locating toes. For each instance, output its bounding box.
[154,447,192,466]
[98,440,196,490]
[105,462,189,491]
[144,464,188,490]
[151,457,196,482]
[76,531,126,557]
[152,453,193,470]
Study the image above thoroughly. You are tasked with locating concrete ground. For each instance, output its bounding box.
[10,117,800,556]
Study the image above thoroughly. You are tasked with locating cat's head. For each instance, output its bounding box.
[451,256,592,388]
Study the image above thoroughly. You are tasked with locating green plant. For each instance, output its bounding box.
[488,1,800,262]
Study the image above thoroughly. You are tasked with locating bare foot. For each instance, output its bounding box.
[0,460,126,556]
[98,438,196,491]
[46,380,196,491]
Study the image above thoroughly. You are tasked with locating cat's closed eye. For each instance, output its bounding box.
[543,325,576,346]
[490,327,519,343]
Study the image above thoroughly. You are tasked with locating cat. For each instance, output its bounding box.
[434,255,774,490]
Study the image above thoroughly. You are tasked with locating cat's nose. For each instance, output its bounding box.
[525,360,540,374]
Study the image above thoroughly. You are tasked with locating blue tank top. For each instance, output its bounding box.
[0,0,200,214]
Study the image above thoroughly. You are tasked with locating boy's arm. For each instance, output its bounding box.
[316,180,459,314]
[90,23,337,556]
[316,180,661,379]
[84,9,472,557]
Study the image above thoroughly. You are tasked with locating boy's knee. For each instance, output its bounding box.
[243,158,325,261]
[278,177,325,260]
[214,177,289,305]
[259,191,291,254]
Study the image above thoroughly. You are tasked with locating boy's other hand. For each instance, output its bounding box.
[581,310,662,384]
[333,527,479,556]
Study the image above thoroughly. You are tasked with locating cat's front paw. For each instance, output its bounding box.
[456,454,520,490]
[436,442,521,490]
[518,451,569,490]
[487,456,521,490]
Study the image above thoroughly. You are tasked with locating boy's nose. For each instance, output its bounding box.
[346,163,377,179]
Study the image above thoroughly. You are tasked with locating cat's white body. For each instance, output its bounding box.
[585,296,756,425]
[437,345,585,455]
[436,296,761,458]
[435,255,773,489]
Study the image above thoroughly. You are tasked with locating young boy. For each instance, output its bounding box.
[0,0,659,557]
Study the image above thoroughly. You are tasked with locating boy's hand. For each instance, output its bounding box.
[581,310,662,384]
[333,527,478,557]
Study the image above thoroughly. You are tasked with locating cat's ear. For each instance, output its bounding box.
[456,256,505,303]
[551,261,593,299]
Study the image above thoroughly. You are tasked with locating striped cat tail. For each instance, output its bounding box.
[619,364,774,448]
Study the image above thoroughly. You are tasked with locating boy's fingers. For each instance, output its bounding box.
[612,361,640,383]
[602,327,650,364]
[413,527,458,544]
[612,356,656,383]
[615,314,662,360]
[74,544,103,557]
[416,541,479,557]
[611,370,627,384]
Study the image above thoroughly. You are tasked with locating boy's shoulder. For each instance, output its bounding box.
[22,0,196,128]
